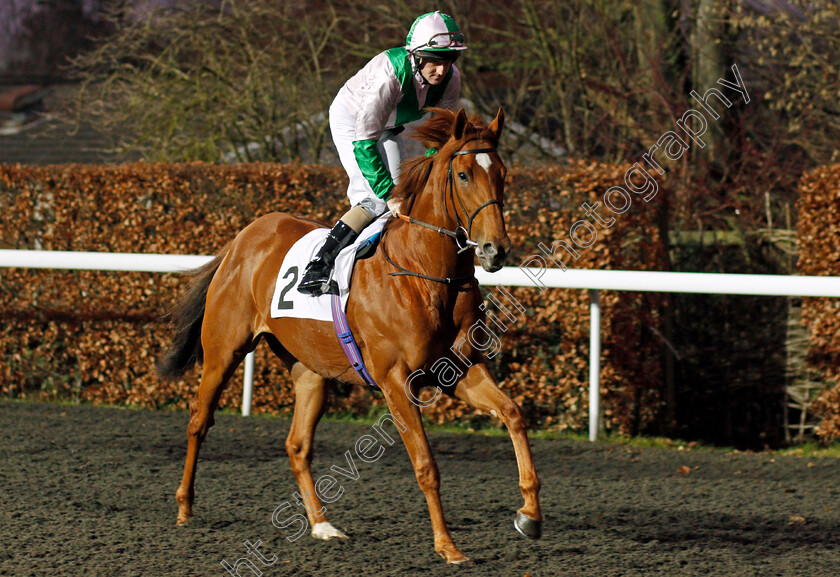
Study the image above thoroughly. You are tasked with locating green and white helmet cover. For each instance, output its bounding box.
[405,11,467,61]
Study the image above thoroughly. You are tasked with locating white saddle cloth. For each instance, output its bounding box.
[269,214,388,321]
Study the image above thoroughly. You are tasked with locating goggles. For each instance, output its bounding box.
[418,31,466,51]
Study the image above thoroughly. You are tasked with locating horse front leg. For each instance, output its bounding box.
[380,367,469,564]
[454,363,542,538]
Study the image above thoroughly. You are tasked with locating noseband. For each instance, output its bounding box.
[383,143,503,285]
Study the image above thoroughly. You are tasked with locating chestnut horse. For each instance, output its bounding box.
[158,108,542,563]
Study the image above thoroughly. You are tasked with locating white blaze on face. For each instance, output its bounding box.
[475,152,493,173]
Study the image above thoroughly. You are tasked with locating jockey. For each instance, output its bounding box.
[298,10,467,296]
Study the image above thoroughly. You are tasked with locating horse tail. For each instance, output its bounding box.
[157,242,231,380]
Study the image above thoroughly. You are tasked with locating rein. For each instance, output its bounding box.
[383,145,501,285]
[394,213,473,253]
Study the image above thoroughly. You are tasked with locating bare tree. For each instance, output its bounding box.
[67,0,346,162]
[1,0,105,79]
[734,0,840,166]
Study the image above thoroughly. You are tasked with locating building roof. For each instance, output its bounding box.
[0,83,122,166]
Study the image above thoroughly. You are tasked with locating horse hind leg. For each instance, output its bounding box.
[285,362,348,540]
[175,312,255,525]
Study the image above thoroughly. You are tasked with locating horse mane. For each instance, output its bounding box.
[388,108,495,214]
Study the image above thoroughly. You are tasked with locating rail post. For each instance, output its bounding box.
[589,289,601,441]
[242,351,255,416]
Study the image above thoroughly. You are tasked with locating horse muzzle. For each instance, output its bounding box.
[475,237,510,272]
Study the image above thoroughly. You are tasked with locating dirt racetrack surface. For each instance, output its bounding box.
[2,400,839,577]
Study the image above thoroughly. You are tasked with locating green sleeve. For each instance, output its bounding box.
[353,139,394,199]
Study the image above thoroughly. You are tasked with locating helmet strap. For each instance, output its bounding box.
[410,52,429,84]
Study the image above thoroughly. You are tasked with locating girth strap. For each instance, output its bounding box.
[331,294,380,391]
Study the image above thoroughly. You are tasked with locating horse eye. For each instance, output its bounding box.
[458,171,468,181]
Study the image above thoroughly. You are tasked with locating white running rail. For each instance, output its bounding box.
[3,249,840,438]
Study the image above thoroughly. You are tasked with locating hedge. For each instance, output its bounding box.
[0,161,667,434]
[797,164,840,440]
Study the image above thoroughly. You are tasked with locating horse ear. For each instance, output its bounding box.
[488,107,505,143]
[452,108,468,141]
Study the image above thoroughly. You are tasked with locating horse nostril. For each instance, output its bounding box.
[496,239,510,262]
[482,243,497,258]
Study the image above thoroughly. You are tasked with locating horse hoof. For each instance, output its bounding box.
[514,511,542,539]
[437,550,470,564]
[311,522,349,540]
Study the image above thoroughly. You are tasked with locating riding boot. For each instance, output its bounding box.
[297,220,359,296]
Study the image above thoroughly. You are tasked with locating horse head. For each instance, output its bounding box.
[398,108,511,272]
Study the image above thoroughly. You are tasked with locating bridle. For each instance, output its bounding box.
[447,146,503,248]
[382,143,503,285]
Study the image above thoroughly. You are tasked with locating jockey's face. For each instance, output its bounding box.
[418,58,452,85]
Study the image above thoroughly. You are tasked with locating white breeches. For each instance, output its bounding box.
[329,96,405,217]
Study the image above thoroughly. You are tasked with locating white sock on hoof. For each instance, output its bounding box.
[311,522,349,540]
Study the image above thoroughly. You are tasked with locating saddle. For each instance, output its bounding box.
[353,231,381,262]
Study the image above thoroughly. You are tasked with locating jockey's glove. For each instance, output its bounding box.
[387,198,402,217]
